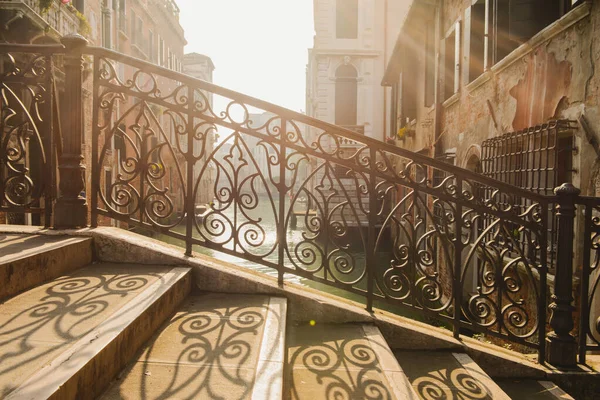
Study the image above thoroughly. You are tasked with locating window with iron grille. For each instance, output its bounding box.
[481,119,577,271]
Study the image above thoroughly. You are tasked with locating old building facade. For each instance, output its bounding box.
[382,0,600,343]
[383,0,595,193]
[307,0,403,142]
[0,0,187,226]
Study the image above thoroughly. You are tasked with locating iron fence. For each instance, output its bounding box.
[2,38,596,367]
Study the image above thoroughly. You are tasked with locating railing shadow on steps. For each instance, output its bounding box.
[0,268,159,397]
[102,298,284,399]
[1,34,599,369]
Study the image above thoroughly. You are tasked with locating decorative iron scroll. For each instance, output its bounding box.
[85,47,550,361]
[578,197,600,363]
[0,51,54,226]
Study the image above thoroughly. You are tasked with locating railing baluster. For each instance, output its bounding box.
[366,147,377,312]
[546,182,579,367]
[277,118,287,286]
[43,55,54,228]
[538,200,549,364]
[453,176,463,339]
[54,34,88,229]
[185,85,194,257]
[91,55,100,228]
[578,200,592,364]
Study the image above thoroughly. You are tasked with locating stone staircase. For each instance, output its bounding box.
[0,232,579,399]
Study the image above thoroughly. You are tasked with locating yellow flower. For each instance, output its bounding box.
[397,127,408,139]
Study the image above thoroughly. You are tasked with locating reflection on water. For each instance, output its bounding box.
[153,198,367,301]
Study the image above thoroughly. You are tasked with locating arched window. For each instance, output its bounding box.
[336,0,358,39]
[335,64,357,126]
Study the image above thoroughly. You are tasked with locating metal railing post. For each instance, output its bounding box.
[53,34,89,229]
[546,182,579,367]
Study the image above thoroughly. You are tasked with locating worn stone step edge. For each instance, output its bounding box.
[361,325,420,400]
[452,353,511,400]
[536,381,574,399]
[5,265,192,400]
[0,237,93,301]
[251,296,287,400]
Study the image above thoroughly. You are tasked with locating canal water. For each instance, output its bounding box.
[149,198,431,323]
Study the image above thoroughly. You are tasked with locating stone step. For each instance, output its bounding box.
[100,293,287,400]
[0,262,191,399]
[394,350,511,399]
[285,323,418,400]
[0,233,93,300]
[496,380,574,399]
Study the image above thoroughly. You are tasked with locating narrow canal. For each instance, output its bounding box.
[147,197,431,323]
[152,197,368,303]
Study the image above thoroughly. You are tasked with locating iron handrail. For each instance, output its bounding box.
[84,45,551,203]
[0,41,562,203]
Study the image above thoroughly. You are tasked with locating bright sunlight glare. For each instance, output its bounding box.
[177,0,315,114]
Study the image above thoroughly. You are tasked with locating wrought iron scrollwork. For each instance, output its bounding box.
[0,51,53,224]
[87,47,550,360]
[578,200,600,363]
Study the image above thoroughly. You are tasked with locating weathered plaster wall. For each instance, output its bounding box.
[439,2,598,197]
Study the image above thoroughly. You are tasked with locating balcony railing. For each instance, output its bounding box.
[0,38,596,369]
[5,0,80,38]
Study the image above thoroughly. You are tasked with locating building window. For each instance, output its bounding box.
[334,64,358,126]
[137,17,143,47]
[130,13,136,42]
[468,0,580,71]
[469,0,487,82]
[158,36,165,66]
[443,22,460,101]
[148,30,154,62]
[336,0,358,39]
[401,52,417,124]
[508,0,560,44]
[101,8,112,49]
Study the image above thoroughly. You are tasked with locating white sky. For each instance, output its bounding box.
[177,0,315,114]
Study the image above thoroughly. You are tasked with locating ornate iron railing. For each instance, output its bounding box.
[578,196,600,364]
[87,45,553,360]
[0,44,61,226]
[1,37,597,367]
